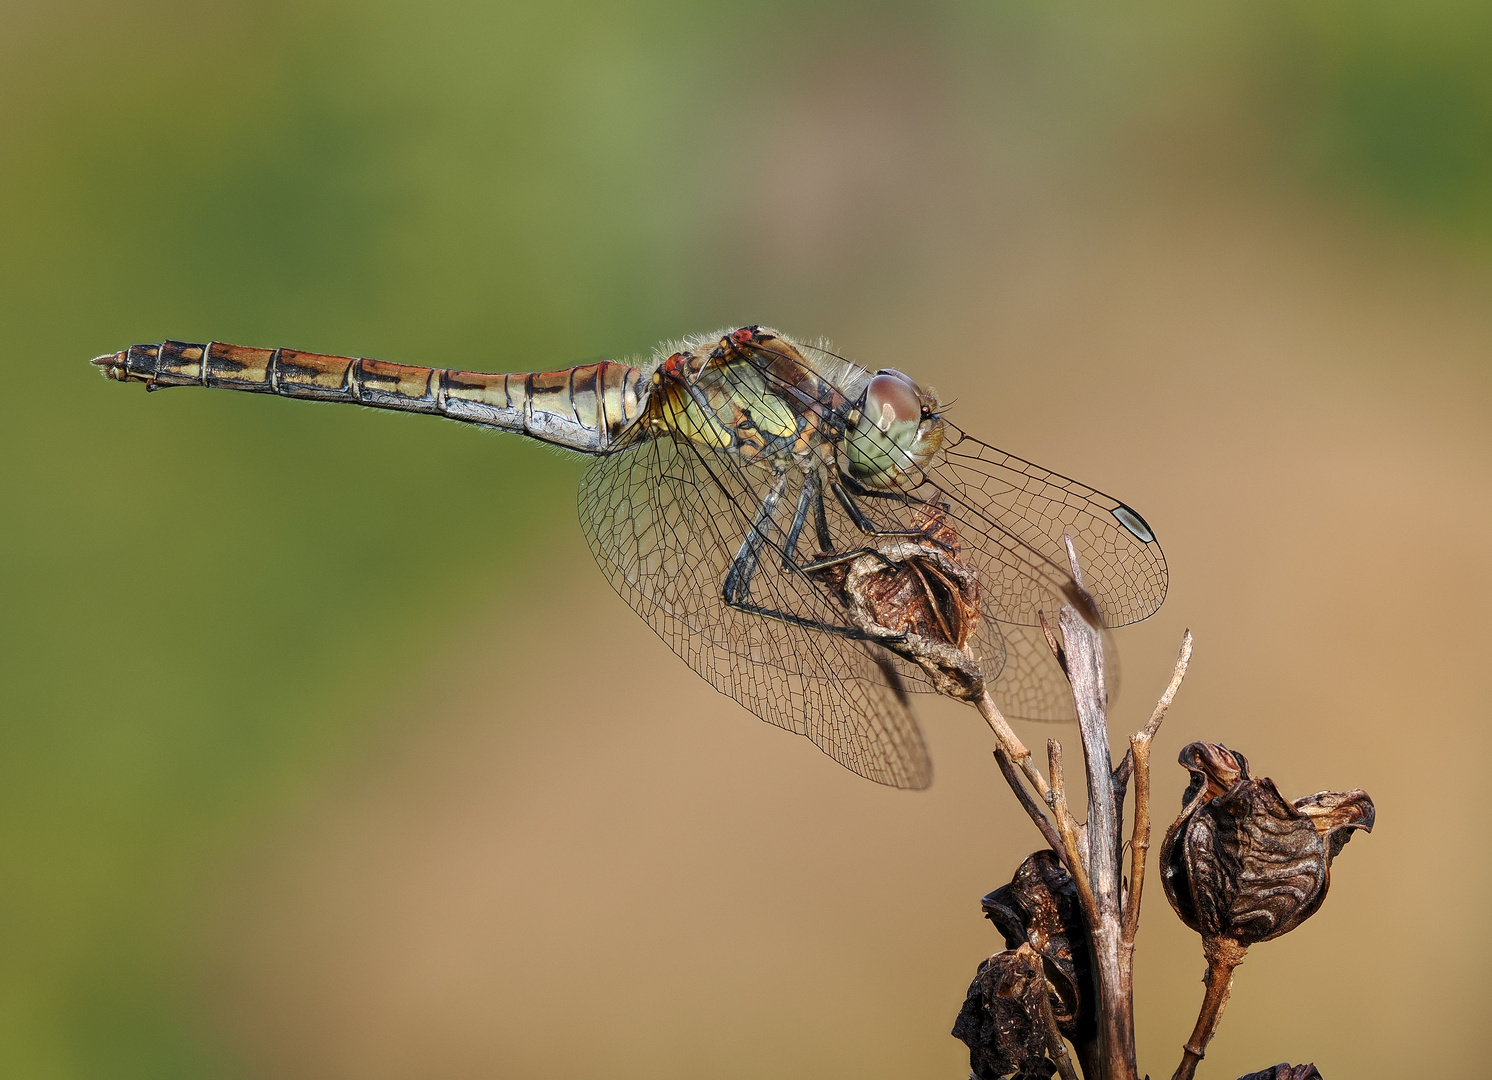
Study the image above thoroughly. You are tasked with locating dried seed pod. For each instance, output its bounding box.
[1160,742,1374,945]
[812,503,984,699]
[951,944,1056,1080]
[1293,789,1378,860]
[1236,1064,1322,1080]
[980,851,1093,1039]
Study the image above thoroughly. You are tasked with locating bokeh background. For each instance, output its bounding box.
[3,2,1490,1077]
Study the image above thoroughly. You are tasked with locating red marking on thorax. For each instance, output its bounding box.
[660,350,712,382]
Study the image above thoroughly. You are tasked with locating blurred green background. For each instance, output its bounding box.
[3,2,1490,1077]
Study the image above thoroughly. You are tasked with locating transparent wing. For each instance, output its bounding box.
[578,428,934,790]
[581,330,1168,756]
[777,340,1166,721]
[780,341,1168,631]
[982,621,1126,724]
[929,424,1169,629]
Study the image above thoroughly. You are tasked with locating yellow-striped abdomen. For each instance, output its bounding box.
[92,340,645,452]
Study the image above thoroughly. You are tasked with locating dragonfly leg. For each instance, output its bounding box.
[775,472,896,576]
[836,470,920,504]
[722,468,787,605]
[720,468,897,642]
[797,547,895,574]
[790,481,902,575]
[830,481,939,542]
[780,478,813,571]
[773,472,909,577]
[723,599,881,640]
[813,472,834,551]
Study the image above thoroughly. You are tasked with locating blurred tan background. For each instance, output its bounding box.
[2,2,1489,1078]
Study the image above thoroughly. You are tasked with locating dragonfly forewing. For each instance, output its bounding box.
[928,425,1168,628]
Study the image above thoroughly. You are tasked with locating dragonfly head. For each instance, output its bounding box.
[845,369,945,488]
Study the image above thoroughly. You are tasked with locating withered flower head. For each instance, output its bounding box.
[951,944,1056,1080]
[1236,1064,1322,1080]
[1161,742,1374,946]
[980,851,1093,1040]
[812,503,984,699]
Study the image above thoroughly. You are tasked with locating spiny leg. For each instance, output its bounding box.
[781,476,814,571]
[830,480,942,543]
[813,471,833,552]
[719,468,895,642]
[837,469,923,504]
[722,467,787,605]
[774,468,926,580]
[785,472,950,576]
[724,599,881,640]
[777,469,898,578]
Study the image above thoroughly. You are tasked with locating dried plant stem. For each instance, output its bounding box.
[1123,631,1193,942]
[1123,731,1152,942]
[1171,936,1248,1080]
[1058,599,1135,1080]
[994,749,1063,854]
[1046,739,1102,925]
[975,690,1050,801]
[1139,630,1194,743]
[978,692,1096,919]
[1034,974,1081,1080]
[968,539,1194,1080]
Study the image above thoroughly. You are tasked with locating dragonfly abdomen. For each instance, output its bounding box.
[92,340,645,452]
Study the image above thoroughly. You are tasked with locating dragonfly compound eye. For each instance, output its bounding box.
[846,370,944,488]
[866,371,922,432]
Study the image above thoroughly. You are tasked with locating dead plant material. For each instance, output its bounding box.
[1236,1065,1322,1080]
[1159,743,1374,1080]
[981,851,1096,1046]
[953,943,1066,1080]
[813,501,984,699]
[895,530,1373,1080]
[1160,743,1375,946]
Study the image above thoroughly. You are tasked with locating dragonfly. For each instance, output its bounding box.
[92,326,1166,789]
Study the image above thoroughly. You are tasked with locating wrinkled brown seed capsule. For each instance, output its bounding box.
[981,851,1094,1041]
[1160,742,1374,945]
[951,943,1057,1080]
[1236,1064,1322,1080]
[1162,742,1373,1080]
[811,502,985,699]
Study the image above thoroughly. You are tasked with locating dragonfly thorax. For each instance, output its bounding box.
[646,330,945,491]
